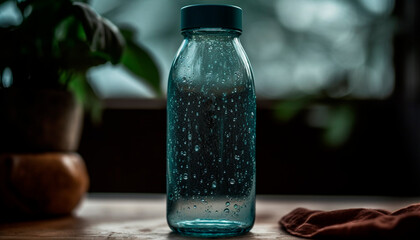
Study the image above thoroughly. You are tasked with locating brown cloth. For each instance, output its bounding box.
[280,203,420,239]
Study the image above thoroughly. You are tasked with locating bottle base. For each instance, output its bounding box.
[170,219,252,237]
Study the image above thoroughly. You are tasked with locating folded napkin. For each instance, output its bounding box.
[280,203,420,239]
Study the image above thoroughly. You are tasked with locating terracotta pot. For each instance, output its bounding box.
[0,153,89,217]
[0,89,83,153]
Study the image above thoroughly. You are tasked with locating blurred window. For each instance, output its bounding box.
[88,0,395,99]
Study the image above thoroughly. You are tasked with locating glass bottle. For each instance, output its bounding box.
[166,4,256,237]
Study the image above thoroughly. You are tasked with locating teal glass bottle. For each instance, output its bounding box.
[166,4,256,237]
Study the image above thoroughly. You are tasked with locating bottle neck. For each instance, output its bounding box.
[181,28,241,40]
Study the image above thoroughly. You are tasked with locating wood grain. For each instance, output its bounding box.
[0,194,418,239]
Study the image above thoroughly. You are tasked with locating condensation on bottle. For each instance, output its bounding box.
[166,4,256,237]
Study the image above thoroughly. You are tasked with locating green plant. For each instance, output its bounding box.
[0,0,161,114]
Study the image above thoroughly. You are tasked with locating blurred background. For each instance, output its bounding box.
[1,0,420,196]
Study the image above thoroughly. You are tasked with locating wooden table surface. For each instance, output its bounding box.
[1,194,419,239]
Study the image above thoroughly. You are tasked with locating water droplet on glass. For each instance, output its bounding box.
[195,145,200,151]
[212,181,217,189]
[226,201,230,206]
[230,178,236,185]
[183,173,188,180]
[224,208,230,213]
[234,204,238,209]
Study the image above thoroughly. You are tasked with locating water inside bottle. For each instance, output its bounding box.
[167,80,256,236]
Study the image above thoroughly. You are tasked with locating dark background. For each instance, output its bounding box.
[78,0,420,196]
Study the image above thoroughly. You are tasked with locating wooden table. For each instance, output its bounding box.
[1,194,419,239]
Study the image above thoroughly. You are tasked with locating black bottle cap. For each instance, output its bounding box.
[181,4,242,32]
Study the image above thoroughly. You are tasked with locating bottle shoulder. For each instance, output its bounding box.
[169,37,254,87]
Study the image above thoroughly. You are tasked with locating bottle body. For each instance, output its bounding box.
[167,30,256,236]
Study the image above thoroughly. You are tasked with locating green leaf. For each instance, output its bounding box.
[323,105,355,147]
[119,27,161,96]
[72,2,124,64]
[54,16,108,72]
[274,98,309,122]
[67,73,102,123]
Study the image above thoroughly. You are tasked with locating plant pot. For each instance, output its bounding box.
[0,88,89,217]
[0,152,89,217]
[0,88,83,153]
